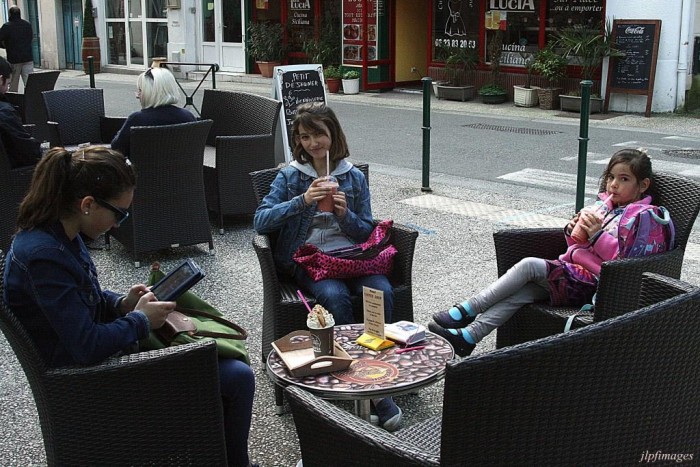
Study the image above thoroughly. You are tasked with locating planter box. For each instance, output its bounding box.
[480,93,507,104]
[436,85,475,102]
[537,88,561,110]
[432,80,448,96]
[513,85,539,107]
[560,95,604,114]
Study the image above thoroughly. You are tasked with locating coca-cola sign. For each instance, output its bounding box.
[625,26,645,34]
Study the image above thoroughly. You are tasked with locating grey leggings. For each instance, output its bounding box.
[467,257,550,342]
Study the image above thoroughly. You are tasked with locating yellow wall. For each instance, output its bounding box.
[395,0,428,83]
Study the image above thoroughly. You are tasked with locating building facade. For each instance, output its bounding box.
[23,0,700,112]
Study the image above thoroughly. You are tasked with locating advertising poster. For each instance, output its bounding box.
[342,0,378,64]
[433,0,479,52]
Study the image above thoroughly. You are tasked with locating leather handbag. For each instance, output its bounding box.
[140,263,250,364]
[292,219,397,281]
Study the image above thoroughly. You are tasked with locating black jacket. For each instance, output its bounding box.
[0,17,33,64]
[0,95,40,168]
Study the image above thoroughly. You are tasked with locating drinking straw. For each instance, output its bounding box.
[297,289,313,314]
[326,150,330,178]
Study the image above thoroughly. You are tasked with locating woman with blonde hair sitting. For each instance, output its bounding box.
[111,66,195,157]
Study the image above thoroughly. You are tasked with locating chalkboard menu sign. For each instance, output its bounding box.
[605,20,661,117]
[272,64,327,162]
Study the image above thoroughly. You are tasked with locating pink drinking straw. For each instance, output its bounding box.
[297,289,313,314]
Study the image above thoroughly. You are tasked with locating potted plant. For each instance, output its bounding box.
[81,0,101,74]
[324,65,342,93]
[342,69,360,94]
[479,30,507,104]
[302,13,341,68]
[556,21,622,113]
[435,45,477,102]
[531,42,567,110]
[247,22,286,78]
[513,52,539,107]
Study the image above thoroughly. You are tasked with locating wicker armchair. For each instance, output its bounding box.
[0,251,228,466]
[496,171,700,348]
[105,120,214,267]
[200,90,282,232]
[250,165,418,363]
[287,272,700,466]
[5,71,60,124]
[42,88,126,146]
[0,144,34,253]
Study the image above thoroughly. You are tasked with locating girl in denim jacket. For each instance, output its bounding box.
[430,149,659,357]
[253,103,401,431]
[4,147,256,467]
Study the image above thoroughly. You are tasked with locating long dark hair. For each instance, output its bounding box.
[600,147,654,192]
[291,103,349,165]
[17,147,136,230]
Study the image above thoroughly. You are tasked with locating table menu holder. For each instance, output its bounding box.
[272,330,353,378]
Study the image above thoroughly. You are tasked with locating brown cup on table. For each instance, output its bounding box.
[308,324,334,358]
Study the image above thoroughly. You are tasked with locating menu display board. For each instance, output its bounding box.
[342,0,378,64]
[605,20,661,117]
[272,64,327,162]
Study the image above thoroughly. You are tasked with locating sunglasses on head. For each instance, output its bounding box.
[95,198,130,226]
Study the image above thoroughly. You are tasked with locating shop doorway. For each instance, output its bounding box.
[201,0,245,72]
[394,0,427,84]
[26,0,41,66]
[62,0,83,70]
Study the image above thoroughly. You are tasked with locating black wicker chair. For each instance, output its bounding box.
[0,251,228,466]
[496,171,700,348]
[105,120,214,267]
[5,70,60,124]
[0,143,34,253]
[250,164,418,363]
[200,90,282,232]
[42,88,126,146]
[287,272,700,466]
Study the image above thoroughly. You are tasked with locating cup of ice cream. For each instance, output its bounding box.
[307,304,335,357]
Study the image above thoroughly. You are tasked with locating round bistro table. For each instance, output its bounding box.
[266,323,455,420]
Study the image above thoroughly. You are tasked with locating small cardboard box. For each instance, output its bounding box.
[272,330,353,378]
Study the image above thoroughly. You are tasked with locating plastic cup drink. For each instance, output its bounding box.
[308,324,334,357]
[571,196,611,243]
[317,176,338,212]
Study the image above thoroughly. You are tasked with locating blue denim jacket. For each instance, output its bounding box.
[253,161,374,273]
[3,222,150,367]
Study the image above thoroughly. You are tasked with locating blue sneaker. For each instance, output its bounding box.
[373,397,402,432]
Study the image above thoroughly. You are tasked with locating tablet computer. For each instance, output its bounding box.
[150,259,205,302]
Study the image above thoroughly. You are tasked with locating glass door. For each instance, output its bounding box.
[202,0,245,72]
[62,0,83,69]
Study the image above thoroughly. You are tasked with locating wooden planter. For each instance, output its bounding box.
[435,85,475,102]
[513,85,539,107]
[81,37,101,74]
[537,88,561,110]
[560,95,604,114]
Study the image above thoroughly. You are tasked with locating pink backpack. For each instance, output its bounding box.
[617,204,675,258]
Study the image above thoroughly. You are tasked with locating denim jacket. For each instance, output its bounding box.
[3,222,150,367]
[253,160,374,273]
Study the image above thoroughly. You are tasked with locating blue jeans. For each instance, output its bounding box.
[218,359,255,467]
[294,269,394,325]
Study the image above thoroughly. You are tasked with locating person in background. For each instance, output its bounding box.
[253,102,402,432]
[3,146,256,467]
[429,149,664,358]
[0,55,39,168]
[111,66,195,157]
[0,6,34,92]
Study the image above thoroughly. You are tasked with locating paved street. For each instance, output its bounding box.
[1,70,699,466]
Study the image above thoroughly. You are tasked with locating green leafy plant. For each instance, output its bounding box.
[247,22,286,62]
[554,20,623,81]
[302,13,341,68]
[324,65,342,80]
[83,0,96,38]
[532,42,567,89]
[343,70,359,80]
[479,83,507,96]
[518,51,536,88]
[437,44,477,86]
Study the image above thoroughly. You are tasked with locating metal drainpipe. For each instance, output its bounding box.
[676,0,692,110]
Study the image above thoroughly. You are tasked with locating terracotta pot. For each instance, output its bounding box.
[327,78,341,93]
[256,61,280,78]
[81,37,101,74]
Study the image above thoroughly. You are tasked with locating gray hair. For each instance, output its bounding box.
[137,67,180,109]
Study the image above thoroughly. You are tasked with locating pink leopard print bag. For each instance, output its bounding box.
[293,220,397,281]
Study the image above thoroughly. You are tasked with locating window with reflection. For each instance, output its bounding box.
[148,0,167,19]
[148,23,168,58]
[485,0,540,67]
[547,0,604,42]
[129,21,144,65]
[202,0,214,42]
[432,0,479,63]
[106,0,125,18]
[107,22,127,64]
[129,0,142,17]
[222,0,242,42]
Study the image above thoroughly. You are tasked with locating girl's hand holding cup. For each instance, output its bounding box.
[571,209,603,243]
[315,176,339,212]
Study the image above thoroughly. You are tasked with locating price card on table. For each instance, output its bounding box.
[357,287,394,350]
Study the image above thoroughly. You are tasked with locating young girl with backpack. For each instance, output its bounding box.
[429,148,673,357]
